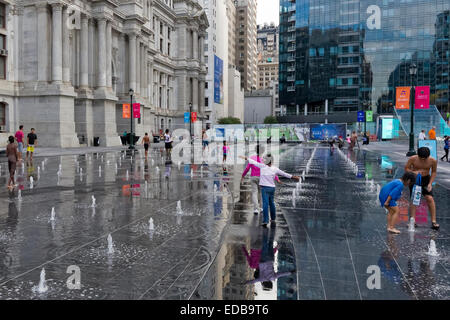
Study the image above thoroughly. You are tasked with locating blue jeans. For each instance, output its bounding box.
[261,186,276,224]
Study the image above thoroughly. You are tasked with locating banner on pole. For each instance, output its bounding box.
[123,104,131,119]
[191,112,197,123]
[132,103,141,118]
[366,111,373,122]
[415,86,430,110]
[395,87,411,109]
[184,112,190,123]
[357,111,365,122]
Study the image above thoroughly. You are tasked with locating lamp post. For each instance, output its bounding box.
[189,102,193,144]
[129,88,135,150]
[406,63,418,157]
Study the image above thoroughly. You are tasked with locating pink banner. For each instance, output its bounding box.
[133,103,141,118]
[415,86,430,110]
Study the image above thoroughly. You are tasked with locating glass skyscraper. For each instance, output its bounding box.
[279,0,450,116]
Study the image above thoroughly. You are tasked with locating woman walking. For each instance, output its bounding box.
[164,129,173,161]
[240,154,300,228]
[6,136,19,190]
[440,136,449,162]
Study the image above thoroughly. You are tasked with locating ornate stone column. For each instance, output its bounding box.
[36,3,49,82]
[106,20,112,88]
[80,15,89,88]
[192,77,199,111]
[51,2,63,83]
[128,33,137,91]
[62,6,70,83]
[136,38,141,95]
[193,30,198,60]
[97,18,107,88]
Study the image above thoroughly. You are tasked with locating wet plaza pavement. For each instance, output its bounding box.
[0,144,449,300]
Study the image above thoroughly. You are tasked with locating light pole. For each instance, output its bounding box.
[189,102,193,144]
[129,88,135,150]
[406,63,418,157]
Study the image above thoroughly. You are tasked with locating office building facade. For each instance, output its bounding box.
[279,0,450,119]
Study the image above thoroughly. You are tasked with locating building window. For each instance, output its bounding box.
[160,39,163,53]
[0,3,5,28]
[205,97,209,107]
[0,34,5,79]
[0,103,5,130]
[160,22,163,35]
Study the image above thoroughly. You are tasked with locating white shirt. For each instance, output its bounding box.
[418,132,426,140]
[164,134,171,143]
[248,158,292,187]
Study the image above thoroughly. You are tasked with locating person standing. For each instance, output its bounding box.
[164,129,172,160]
[6,136,19,189]
[404,147,439,230]
[240,154,300,228]
[428,126,436,140]
[122,131,128,146]
[26,128,37,162]
[418,130,426,141]
[202,129,209,153]
[222,141,230,164]
[241,145,264,215]
[349,131,357,150]
[142,133,151,160]
[440,136,449,162]
[14,125,24,162]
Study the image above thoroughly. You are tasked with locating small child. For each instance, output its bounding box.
[379,172,416,234]
[223,141,230,163]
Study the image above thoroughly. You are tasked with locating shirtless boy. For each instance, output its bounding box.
[142,133,151,160]
[404,147,439,230]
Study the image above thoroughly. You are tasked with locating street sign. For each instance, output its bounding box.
[366,111,373,122]
[184,112,190,123]
[357,111,365,122]
[123,104,131,119]
[132,103,141,118]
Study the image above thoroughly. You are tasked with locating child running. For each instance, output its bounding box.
[379,172,417,234]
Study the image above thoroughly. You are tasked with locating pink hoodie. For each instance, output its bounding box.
[242,155,261,178]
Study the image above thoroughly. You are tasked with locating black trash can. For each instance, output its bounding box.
[93,137,100,147]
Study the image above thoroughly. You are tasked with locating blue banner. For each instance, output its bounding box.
[184,112,190,123]
[214,55,223,104]
[357,111,365,122]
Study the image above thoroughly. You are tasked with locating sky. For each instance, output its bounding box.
[257,0,280,26]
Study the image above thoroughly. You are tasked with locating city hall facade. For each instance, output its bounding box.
[279,0,450,118]
[0,0,208,147]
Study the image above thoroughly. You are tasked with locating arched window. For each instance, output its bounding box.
[0,102,6,131]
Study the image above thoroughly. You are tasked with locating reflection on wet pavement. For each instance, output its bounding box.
[1,145,449,300]
[0,149,237,299]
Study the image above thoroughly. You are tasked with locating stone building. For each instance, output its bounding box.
[0,0,208,147]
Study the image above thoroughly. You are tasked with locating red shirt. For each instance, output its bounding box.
[15,130,24,143]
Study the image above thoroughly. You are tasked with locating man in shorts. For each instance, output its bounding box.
[142,133,150,160]
[164,129,172,161]
[26,128,38,162]
[404,147,439,230]
[15,125,24,162]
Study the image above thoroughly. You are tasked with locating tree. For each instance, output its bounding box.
[264,116,278,124]
[217,117,242,124]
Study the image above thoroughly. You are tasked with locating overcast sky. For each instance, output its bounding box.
[257,0,280,26]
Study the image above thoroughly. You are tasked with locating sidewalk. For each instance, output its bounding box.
[361,140,450,189]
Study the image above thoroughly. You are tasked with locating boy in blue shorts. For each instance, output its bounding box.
[379,172,416,234]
